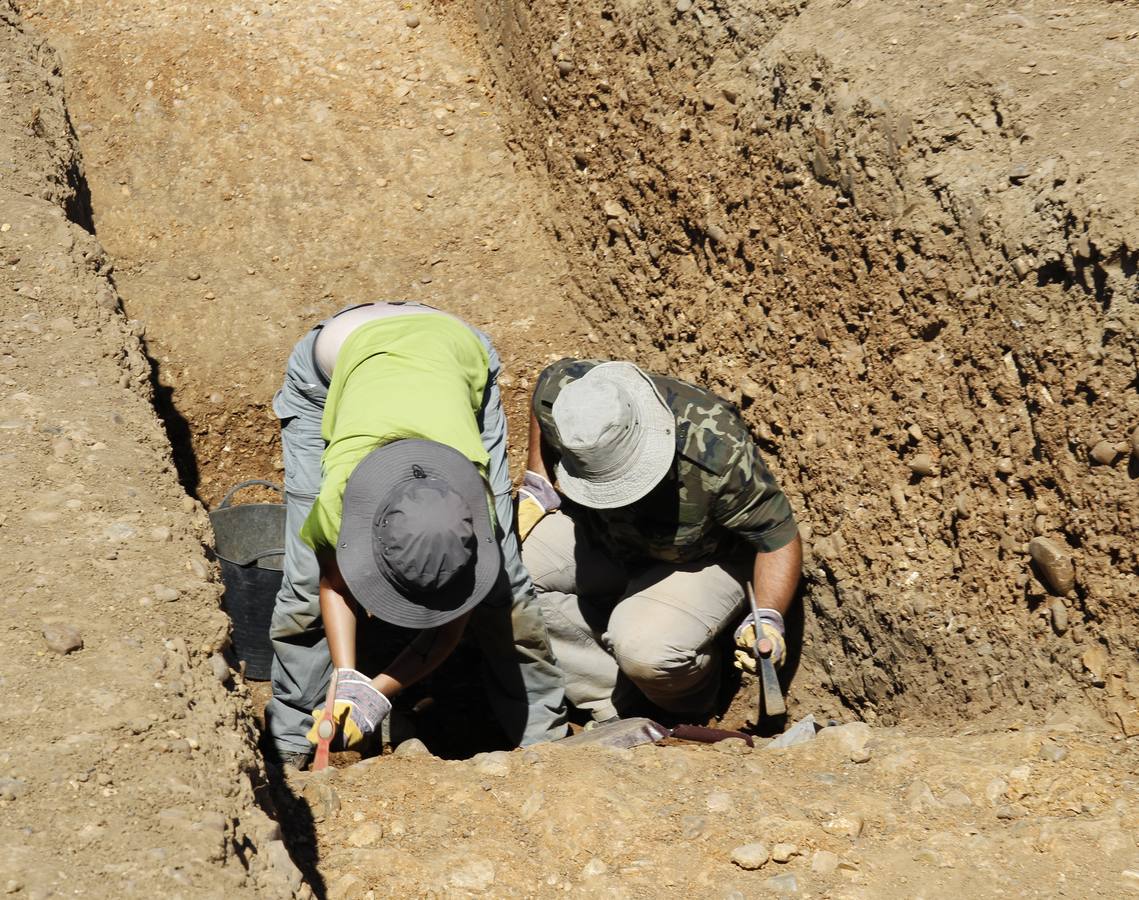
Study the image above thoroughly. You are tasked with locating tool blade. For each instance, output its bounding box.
[746,583,786,719]
[556,717,670,750]
[759,654,786,716]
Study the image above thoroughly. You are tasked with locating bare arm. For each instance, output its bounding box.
[372,611,472,697]
[320,555,473,699]
[527,410,551,479]
[319,555,359,670]
[751,534,802,618]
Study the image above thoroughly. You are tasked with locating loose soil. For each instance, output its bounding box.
[1,0,1136,897]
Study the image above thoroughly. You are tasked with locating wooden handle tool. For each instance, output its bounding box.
[312,668,339,772]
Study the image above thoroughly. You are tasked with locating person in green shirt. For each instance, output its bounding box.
[266,302,567,767]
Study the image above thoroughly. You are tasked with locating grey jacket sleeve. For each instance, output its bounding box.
[473,330,535,604]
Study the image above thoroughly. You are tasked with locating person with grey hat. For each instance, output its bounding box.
[265,302,567,767]
[518,358,801,723]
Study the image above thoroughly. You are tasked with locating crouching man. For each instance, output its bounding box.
[518,359,801,723]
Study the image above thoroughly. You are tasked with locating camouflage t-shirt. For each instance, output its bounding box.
[532,359,797,564]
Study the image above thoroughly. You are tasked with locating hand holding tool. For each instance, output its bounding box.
[307,667,392,755]
[312,668,338,772]
[517,470,560,541]
[745,584,786,718]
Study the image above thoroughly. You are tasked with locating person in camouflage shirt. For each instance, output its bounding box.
[518,358,801,722]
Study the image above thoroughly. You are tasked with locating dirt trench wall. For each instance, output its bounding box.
[0,5,301,895]
[465,1,1139,728]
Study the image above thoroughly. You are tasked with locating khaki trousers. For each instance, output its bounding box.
[522,509,749,721]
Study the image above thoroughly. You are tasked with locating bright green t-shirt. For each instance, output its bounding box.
[299,314,490,555]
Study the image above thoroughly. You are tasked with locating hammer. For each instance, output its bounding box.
[747,583,786,718]
[312,668,339,772]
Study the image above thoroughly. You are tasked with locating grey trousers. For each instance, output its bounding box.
[522,509,750,721]
[265,317,566,756]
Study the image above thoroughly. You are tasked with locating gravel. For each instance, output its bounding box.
[42,622,83,654]
[730,842,770,870]
[1028,537,1075,595]
[473,750,511,777]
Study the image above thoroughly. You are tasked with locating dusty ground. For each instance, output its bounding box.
[18,0,588,504]
[0,5,289,896]
[296,717,1139,899]
[1,0,1137,897]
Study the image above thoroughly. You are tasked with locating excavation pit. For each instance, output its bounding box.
[3,0,1138,896]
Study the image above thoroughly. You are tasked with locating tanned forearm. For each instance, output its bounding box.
[751,534,802,617]
[319,556,359,671]
[372,612,472,697]
[527,410,550,480]
[319,555,471,700]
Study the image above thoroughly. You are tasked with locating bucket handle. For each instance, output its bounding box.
[231,546,287,567]
[217,479,283,509]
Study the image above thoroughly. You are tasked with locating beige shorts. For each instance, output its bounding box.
[521,508,749,720]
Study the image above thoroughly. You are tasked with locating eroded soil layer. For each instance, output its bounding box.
[0,5,296,896]
[299,722,1139,898]
[465,0,1139,728]
[17,0,586,507]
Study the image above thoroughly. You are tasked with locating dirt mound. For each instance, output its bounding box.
[0,6,293,896]
[17,0,586,507]
[298,721,1138,898]
[463,0,1139,730]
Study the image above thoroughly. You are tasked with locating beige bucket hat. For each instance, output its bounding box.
[551,362,676,509]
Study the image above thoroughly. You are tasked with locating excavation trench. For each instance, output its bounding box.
[19,0,1138,736]
[6,0,1139,895]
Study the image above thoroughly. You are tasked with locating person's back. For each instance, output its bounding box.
[265,303,566,768]
[301,313,492,558]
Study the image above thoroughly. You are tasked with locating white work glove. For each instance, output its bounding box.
[306,667,391,751]
[733,608,787,671]
[517,470,561,541]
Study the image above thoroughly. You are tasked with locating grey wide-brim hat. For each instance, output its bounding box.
[552,361,676,509]
[336,439,501,629]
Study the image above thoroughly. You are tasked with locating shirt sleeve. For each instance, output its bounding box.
[712,434,798,553]
[298,439,373,556]
[299,489,339,556]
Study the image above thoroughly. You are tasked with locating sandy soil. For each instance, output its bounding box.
[0,6,285,896]
[1,0,1137,896]
[18,0,588,505]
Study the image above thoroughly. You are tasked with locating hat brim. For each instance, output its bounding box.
[336,439,501,628]
[555,362,676,509]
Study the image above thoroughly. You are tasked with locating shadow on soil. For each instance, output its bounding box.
[256,745,327,899]
[148,363,201,497]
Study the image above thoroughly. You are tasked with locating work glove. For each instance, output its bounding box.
[517,470,560,542]
[306,667,391,751]
[732,608,787,672]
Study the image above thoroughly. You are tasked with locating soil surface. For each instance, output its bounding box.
[295,718,1139,899]
[0,5,286,896]
[18,0,588,505]
[2,0,1137,897]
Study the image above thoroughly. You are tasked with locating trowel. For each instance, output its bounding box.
[747,583,786,718]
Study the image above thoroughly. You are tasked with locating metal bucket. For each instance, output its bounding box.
[209,480,285,681]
